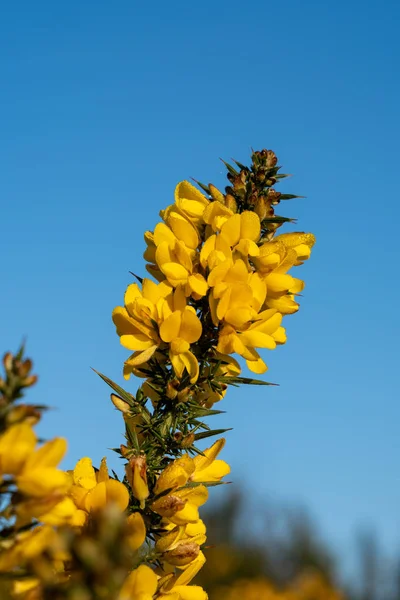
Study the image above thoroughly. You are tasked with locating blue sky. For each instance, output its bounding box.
[1,0,400,573]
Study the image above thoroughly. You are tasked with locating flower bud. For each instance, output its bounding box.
[180,433,195,448]
[164,542,200,566]
[125,456,149,509]
[254,197,267,220]
[166,380,179,400]
[208,184,225,203]
[224,194,237,212]
[151,495,186,518]
[110,393,131,414]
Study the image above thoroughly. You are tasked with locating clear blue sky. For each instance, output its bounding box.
[2,0,400,573]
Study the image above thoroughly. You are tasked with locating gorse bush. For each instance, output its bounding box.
[0,149,316,599]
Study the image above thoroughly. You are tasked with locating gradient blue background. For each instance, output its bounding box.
[1,0,399,575]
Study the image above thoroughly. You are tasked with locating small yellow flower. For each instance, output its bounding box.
[125,455,149,509]
[151,457,208,525]
[220,211,261,259]
[191,439,230,483]
[69,457,129,519]
[274,231,316,265]
[216,309,285,374]
[113,279,172,378]
[160,306,202,383]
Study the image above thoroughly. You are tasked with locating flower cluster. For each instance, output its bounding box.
[0,149,315,600]
[114,150,315,406]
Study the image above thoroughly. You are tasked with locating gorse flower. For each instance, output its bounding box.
[0,149,315,600]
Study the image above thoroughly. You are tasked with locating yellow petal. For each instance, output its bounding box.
[240,330,276,349]
[168,213,199,249]
[175,181,209,209]
[240,210,261,241]
[0,423,37,475]
[154,222,177,246]
[221,214,241,246]
[119,565,158,600]
[120,333,155,351]
[171,338,190,354]
[154,463,191,495]
[17,468,70,497]
[207,259,233,287]
[127,512,146,551]
[112,306,139,336]
[161,262,190,286]
[124,346,158,367]
[193,439,225,472]
[188,273,208,297]
[265,273,294,293]
[180,351,200,384]
[25,437,67,470]
[73,457,97,489]
[180,309,202,343]
[171,353,185,379]
[160,311,182,343]
[246,356,268,374]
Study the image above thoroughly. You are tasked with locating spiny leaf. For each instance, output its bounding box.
[92,369,139,408]
[181,480,230,489]
[129,271,143,283]
[232,159,248,170]
[262,216,297,225]
[280,194,306,200]
[275,173,292,180]
[186,403,226,417]
[219,376,278,386]
[220,159,239,177]
[191,178,210,195]
[194,428,232,441]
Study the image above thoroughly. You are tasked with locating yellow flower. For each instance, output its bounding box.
[191,439,230,483]
[118,564,158,600]
[216,309,285,374]
[16,496,85,528]
[0,525,59,572]
[0,422,37,476]
[203,202,234,232]
[153,221,208,298]
[125,455,149,509]
[200,233,232,271]
[172,181,209,226]
[157,553,208,598]
[274,232,316,265]
[220,211,261,258]
[69,457,129,519]
[156,519,206,568]
[113,279,172,378]
[151,457,208,525]
[160,306,202,383]
[253,238,313,314]
[0,423,71,503]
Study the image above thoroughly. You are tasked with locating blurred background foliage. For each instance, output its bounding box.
[197,490,400,600]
